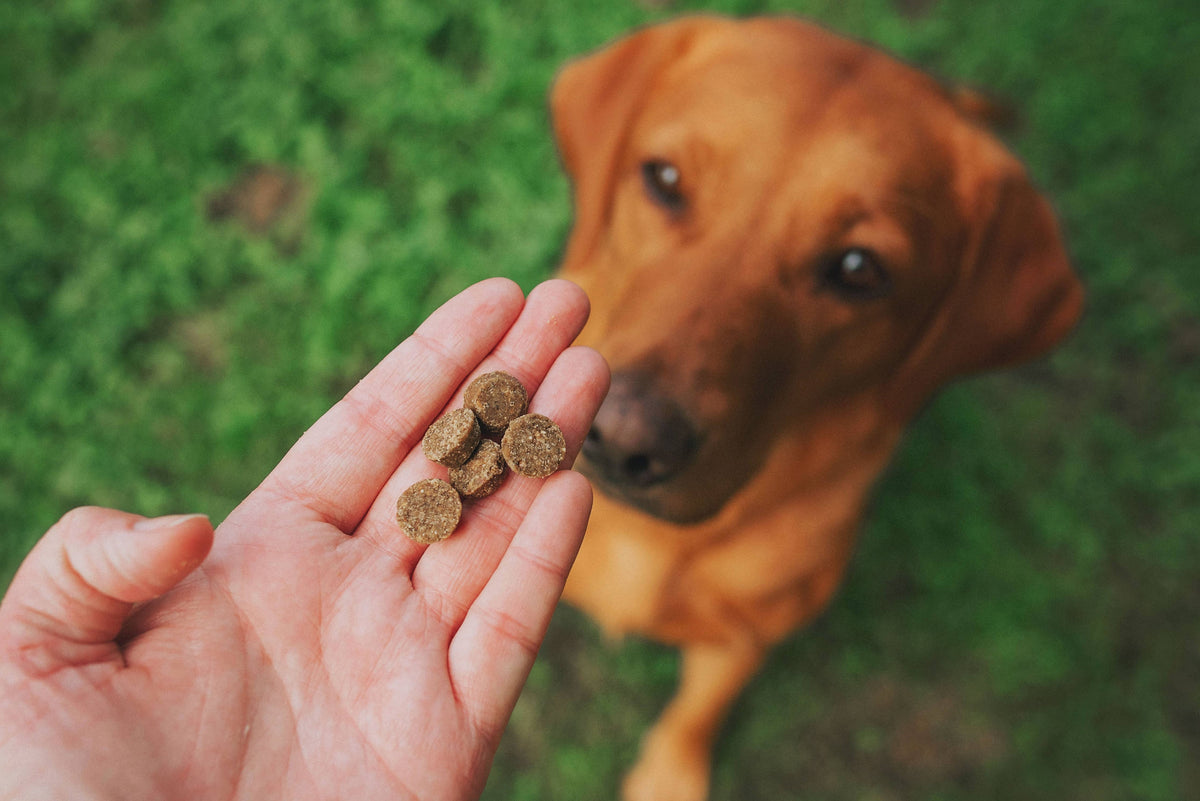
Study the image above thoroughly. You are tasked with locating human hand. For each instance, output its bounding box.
[0,278,609,801]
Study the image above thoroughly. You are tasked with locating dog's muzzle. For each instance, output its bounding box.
[580,371,699,489]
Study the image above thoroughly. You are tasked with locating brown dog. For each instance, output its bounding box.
[551,15,1084,801]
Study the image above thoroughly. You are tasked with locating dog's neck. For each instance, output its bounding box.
[745,390,901,498]
[648,391,906,554]
[571,391,907,639]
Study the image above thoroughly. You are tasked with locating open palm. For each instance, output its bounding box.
[0,279,609,801]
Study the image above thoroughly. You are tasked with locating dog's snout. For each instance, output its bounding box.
[582,372,699,488]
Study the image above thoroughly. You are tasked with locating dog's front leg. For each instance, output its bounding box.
[623,638,764,801]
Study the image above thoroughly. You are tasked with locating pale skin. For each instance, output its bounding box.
[0,278,610,801]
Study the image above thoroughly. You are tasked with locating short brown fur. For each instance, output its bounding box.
[552,16,1083,801]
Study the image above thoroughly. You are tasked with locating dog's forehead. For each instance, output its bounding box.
[640,22,957,161]
[629,24,965,230]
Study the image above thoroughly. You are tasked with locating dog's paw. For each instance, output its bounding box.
[621,730,710,801]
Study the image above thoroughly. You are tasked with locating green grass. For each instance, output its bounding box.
[2,0,1197,799]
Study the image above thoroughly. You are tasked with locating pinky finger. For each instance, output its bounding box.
[447,470,593,740]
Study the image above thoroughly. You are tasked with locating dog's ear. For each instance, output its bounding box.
[888,140,1084,419]
[550,20,706,265]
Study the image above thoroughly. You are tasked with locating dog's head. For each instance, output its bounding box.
[553,16,1083,524]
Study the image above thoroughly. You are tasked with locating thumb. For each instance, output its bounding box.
[0,507,214,671]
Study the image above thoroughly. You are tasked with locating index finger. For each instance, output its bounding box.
[256,278,527,533]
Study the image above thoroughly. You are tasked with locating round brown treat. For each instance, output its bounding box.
[422,408,481,467]
[396,479,462,544]
[464,371,528,433]
[449,438,507,499]
[501,413,566,478]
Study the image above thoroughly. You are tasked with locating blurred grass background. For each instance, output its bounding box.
[2,0,1197,798]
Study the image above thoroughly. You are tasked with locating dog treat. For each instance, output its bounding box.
[396,478,462,544]
[397,371,566,540]
[501,413,566,478]
[464,371,528,433]
[449,438,507,499]
[421,408,481,468]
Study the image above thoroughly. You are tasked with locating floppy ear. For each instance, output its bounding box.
[550,20,708,267]
[888,141,1084,419]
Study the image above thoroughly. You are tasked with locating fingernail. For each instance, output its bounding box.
[133,513,211,532]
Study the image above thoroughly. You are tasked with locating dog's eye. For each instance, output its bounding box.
[642,160,686,212]
[820,248,891,300]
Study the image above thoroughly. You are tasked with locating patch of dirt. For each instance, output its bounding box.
[891,0,939,20]
[877,680,1009,784]
[172,311,230,375]
[724,671,1011,800]
[1170,314,1200,364]
[950,86,1023,134]
[205,164,308,253]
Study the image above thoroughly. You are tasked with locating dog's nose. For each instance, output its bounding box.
[582,372,699,488]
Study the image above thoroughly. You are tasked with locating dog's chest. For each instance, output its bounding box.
[565,484,868,644]
[565,521,683,639]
